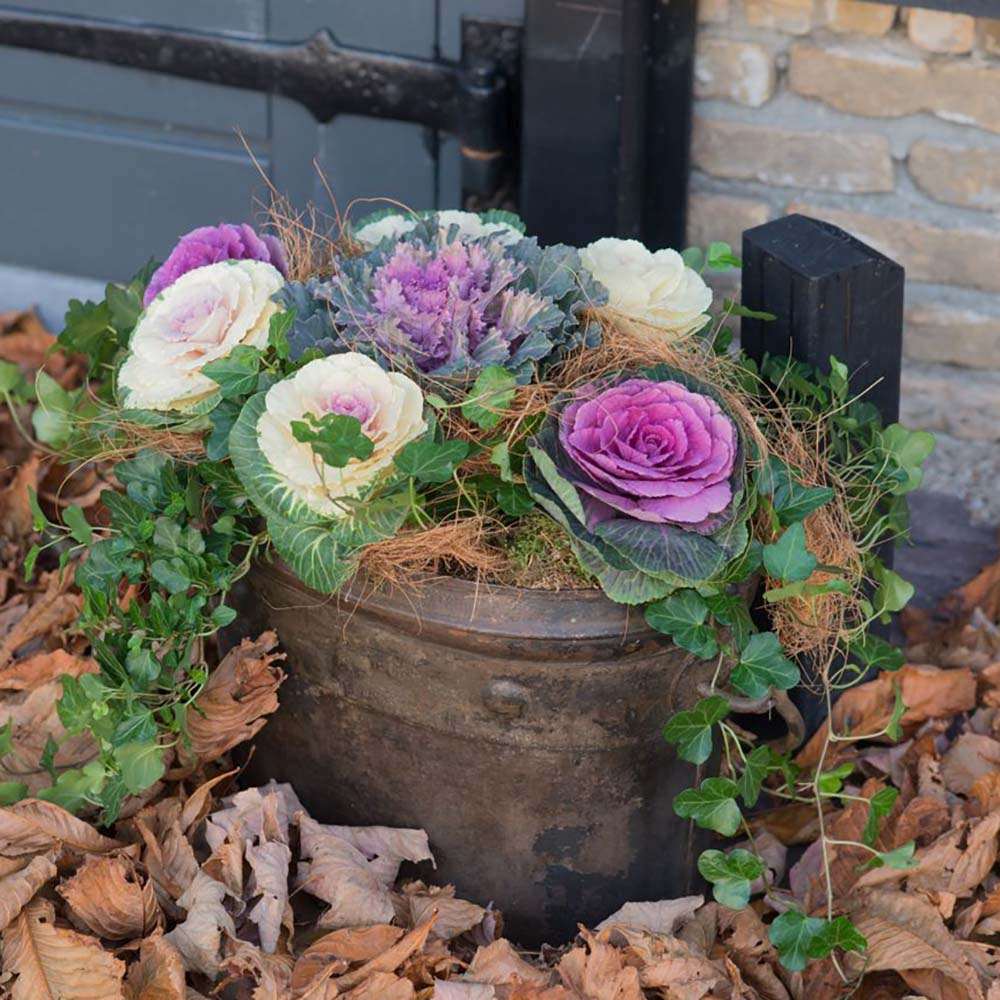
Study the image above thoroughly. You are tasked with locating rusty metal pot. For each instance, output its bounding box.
[224,561,719,945]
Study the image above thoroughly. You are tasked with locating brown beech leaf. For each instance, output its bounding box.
[557,930,644,1000]
[0,572,81,670]
[892,794,952,848]
[297,813,397,929]
[290,925,404,997]
[164,871,235,977]
[57,854,160,940]
[125,932,187,1000]
[332,914,435,992]
[245,836,292,954]
[0,453,42,543]
[205,781,303,850]
[0,648,97,692]
[970,772,1000,815]
[134,800,199,903]
[1,897,125,1000]
[220,938,294,1000]
[177,768,238,834]
[341,971,415,999]
[0,853,57,933]
[847,889,985,999]
[464,939,551,987]
[202,818,245,899]
[322,823,433,884]
[608,925,727,1000]
[0,798,121,856]
[402,882,485,939]
[595,897,703,936]
[941,733,1000,795]
[797,664,977,768]
[434,982,496,999]
[184,631,284,764]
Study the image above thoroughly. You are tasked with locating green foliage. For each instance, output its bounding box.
[762,522,817,583]
[203,345,262,399]
[698,848,764,909]
[461,365,517,430]
[395,438,470,484]
[769,911,866,972]
[730,632,800,700]
[662,696,729,765]
[673,777,742,836]
[290,412,374,468]
[645,590,718,659]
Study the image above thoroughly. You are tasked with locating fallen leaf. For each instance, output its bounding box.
[0,572,81,670]
[595,897,704,936]
[0,648,97,691]
[205,781,303,850]
[892,795,952,848]
[246,837,291,954]
[220,937,293,1000]
[847,889,984,999]
[333,914,435,992]
[0,798,121,856]
[2,897,125,1000]
[134,804,199,904]
[58,854,160,940]
[970,772,1000,815]
[184,631,284,764]
[164,871,235,977]
[125,932,187,1000]
[464,939,551,987]
[403,882,485,939]
[797,665,977,769]
[0,853,57,933]
[326,823,433,884]
[557,930,643,1000]
[342,971,415,999]
[941,733,1000,795]
[0,454,41,544]
[434,982,495,998]
[297,813,397,928]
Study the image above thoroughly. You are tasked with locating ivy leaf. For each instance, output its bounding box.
[290,412,374,468]
[150,558,191,595]
[882,423,935,495]
[490,441,513,482]
[58,297,115,370]
[697,848,764,909]
[763,522,816,583]
[662,696,729,765]
[706,241,741,270]
[737,745,778,808]
[674,777,742,836]
[395,438,470,484]
[885,680,906,742]
[37,760,107,813]
[874,566,914,615]
[125,649,159,687]
[705,593,754,648]
[114,741,166,795]
[757,457,834,525]
[461,365,517,430]
[866,840,918,871]
[62,505,93,545]
[40,735,60,782]
[769,911,855,972]
[863,786,899,846]
[31,372,77,447]
[203,345,262,399]
[645,590,719,659]
[730,632,800,700]
[0,782,26,806]
[848,633,905,673]
[206,400,241,462]
[0,360,22,394]
[268,308,296,360]
[496,481,535,517]
[817,762,854,796]
[0,720,12,757]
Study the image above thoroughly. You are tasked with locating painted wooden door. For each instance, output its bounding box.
[0,0,523,322]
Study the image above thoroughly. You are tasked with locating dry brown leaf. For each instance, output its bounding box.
[164,871,235,977]
[324,823,433,884]
[0,309,57,370]
[595,897,703,936]
[892,794,952,848]
[0,572,81,670]
[297,812,397,929]
[403,882,485,939]
[184,631,284,764]
[220,938,294,1000]
[178,768,238,834]
[464,939,551,987]
[941,733,1000,794]
[342,971,415,999]
[58,854,160,940]
[0,648,97,692]
[2,897,125,999]
[797,665,977,769]
[333,914,435,992]
[948,810,1000,897]
[434,982,495,998]
[609,926,726,1000]
[969,772,1000,815]
[205,781,303,849]
[557,930,643,1000]
[202,819,244,899]
[246,837,292,954]
[0,454,42,543]
[0,797,121,856]
[134,802,199,903]
[125,932,187,1000]
[0,853,57,934]
[847,889,984,999]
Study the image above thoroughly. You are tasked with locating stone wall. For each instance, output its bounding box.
[687,0,1000,454]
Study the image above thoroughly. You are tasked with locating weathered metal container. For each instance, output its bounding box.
[225,561,717,945]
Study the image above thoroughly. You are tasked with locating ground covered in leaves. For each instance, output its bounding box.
[2,307,1000,998]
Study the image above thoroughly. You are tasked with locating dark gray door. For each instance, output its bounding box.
[0,0,523,323]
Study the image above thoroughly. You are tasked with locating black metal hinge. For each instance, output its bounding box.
[0,8,522,201]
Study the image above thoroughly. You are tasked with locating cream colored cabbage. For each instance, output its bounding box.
[257,352,425,518]
[580,237,712,337]
[354,210,522,248]
[119,259,284,411]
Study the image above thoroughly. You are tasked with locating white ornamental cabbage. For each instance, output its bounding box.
[579,238,712,338]
[256,352,426,518]
[118,259,284,411]
[354,210,522,248]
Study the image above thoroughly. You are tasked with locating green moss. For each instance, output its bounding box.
[501,513,596,590]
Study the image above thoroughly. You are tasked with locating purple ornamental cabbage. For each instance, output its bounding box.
[524,367,751,603]
[143,223,289,306]
[319,216,605,384]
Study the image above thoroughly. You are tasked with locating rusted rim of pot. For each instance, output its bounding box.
[256,557,655,644]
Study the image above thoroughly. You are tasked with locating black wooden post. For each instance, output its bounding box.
[740,213,904,424]
[519,0,697,250]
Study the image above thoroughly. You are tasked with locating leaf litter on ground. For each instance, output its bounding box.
[0,310,999,997]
